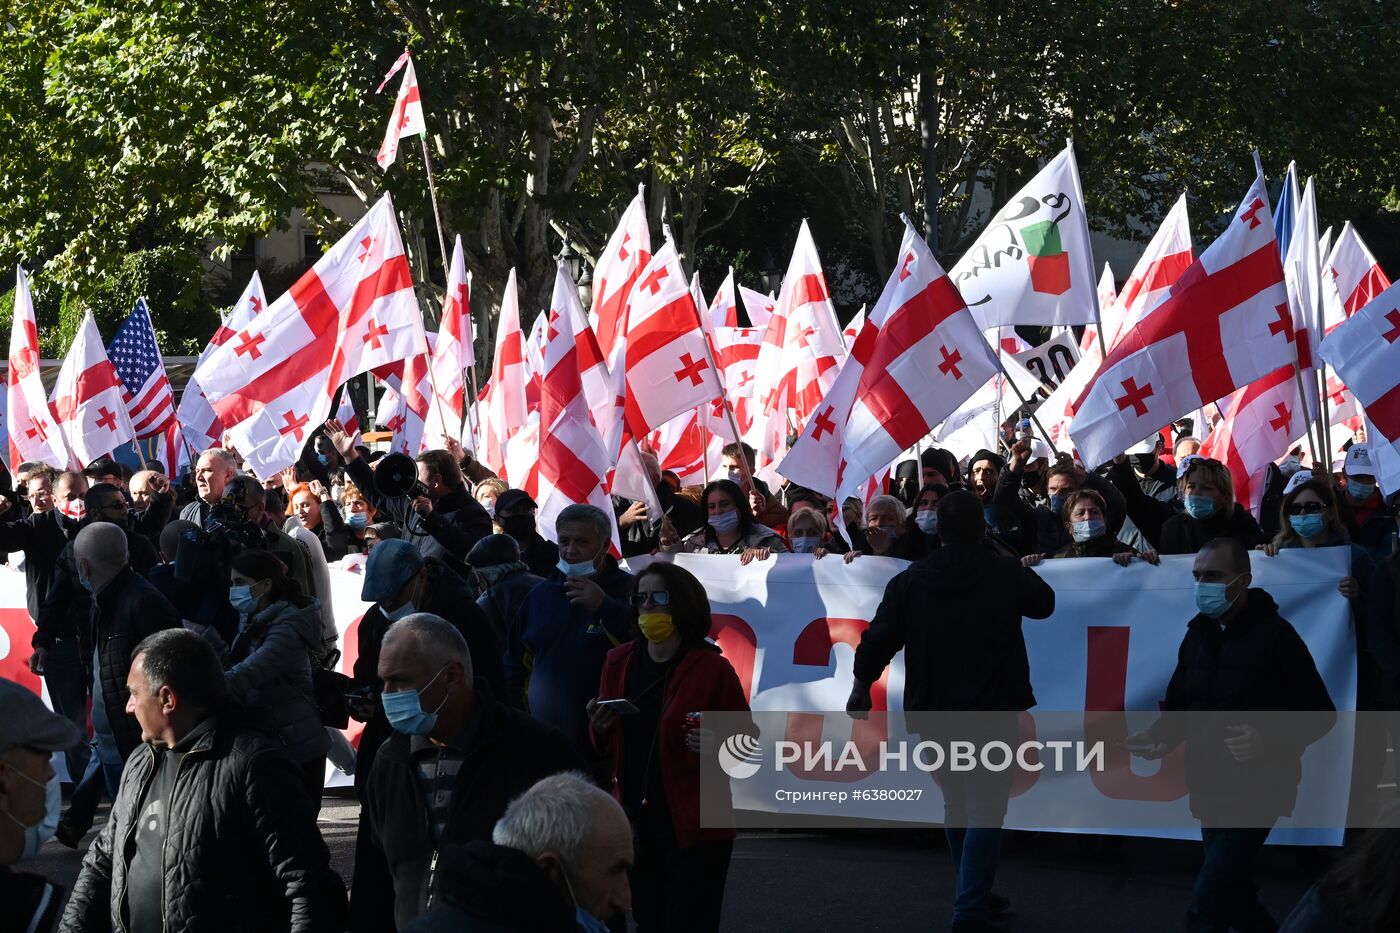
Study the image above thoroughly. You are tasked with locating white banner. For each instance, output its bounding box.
[629,549,1357,846]
[0,548,1355,844]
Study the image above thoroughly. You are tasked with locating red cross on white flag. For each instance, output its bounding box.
[7,267,70,470]
[1199,365,1309,517]
[1069,170,1291,469]
[621,240,724,438]
[779,217,997,533]
[182,271,267,455]
[479,268,529,478]
[1040,194,1194,452]
[423,235,473,448]
[1321,279,1400,493]
[50,311,136,469]
[589,186,652,364]
[197,194,424,477]
[376,55,426,169]
[535,264,619,548]
[708,268,739,329]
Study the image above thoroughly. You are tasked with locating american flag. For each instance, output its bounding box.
[107,298,176,439]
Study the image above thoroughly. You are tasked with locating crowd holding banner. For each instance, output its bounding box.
[2,47,1400,933]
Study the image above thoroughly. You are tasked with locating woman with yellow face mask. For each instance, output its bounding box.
[585,562,752,933]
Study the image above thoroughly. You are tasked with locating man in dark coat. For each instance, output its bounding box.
[351,614,578,932]
[55,523,180,846]
[1128,537,1335,933]
[493,488,560,579]
[63,629,345,932]
[503,504,633,752]
[327,419,492,573]
[468,533,544,649]
[849,490,1055,933]
[994,439,1127,557]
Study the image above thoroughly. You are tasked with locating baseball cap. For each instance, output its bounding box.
[494,489,537,514]
[83,456,122,479]
[1344,445,1375,478]
[1176,453,1203,480]
[0,677,81,755]
[361,538,425,603]
[468,533,522,568]
[1282,470,1314,497]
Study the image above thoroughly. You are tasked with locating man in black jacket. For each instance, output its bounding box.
[995,439,1126,557]
[351,614,578,932]
[494,489,559,579]
[63,628,346,933]
[326,419,492,573]
[56,523,179,845]
[848,490,1055,933]
[1127,537,1335,933]
[468,533,543,648]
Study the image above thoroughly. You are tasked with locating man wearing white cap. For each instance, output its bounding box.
[1339,445,1397,557]
[1106,434,1182,552]
[0,676,82,933]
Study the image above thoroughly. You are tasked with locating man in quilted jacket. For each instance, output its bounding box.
[62,628,346,932]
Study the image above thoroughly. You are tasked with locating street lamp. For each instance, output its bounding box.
[559,239,581,282]
[577,264,593,309]
[759,255,782,294]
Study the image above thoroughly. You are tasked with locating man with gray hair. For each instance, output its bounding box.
[180,447,238,524]
[403,772,632,933]
[351,613,578,932]
[504,504,633,753]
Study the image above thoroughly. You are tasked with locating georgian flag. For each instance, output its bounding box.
[197,194,425,477]
[738,285,775,330]
[1069,171,1294,469]
[50,311,137,469]
[589,186,651,363]
[779,217,997,531]
[1199,366,1309,518]
[377,54,426,169]
[182,272,266,455]
[479,269,528,479]
[1320,280,1400,494]
[7,267,69,470]
[708,268,739,329]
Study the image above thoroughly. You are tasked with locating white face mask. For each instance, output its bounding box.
[4,764,60,862]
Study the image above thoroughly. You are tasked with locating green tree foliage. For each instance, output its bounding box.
[0,0,1395,336]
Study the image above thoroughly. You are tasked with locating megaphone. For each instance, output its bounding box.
[374,452,430,499]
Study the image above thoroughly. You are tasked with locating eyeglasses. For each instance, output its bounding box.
[1285,502,1327,516]
[630,591,671,608]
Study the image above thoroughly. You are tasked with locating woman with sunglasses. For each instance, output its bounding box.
[658,478,787,565]
[586,562,750,933]
[1257,476,1371,602]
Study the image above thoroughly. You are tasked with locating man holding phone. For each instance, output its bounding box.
[504,504,634,756]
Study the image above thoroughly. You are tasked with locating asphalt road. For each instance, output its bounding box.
[29,791,1327,931]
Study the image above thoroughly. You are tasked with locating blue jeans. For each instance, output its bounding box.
[63,744,123,834]
[1187,827,1276,933]
[941,766,1013,922]
[43,637,90,781]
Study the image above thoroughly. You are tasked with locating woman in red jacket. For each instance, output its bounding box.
[586,561,750,933]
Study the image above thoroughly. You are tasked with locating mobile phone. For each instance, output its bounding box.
[596,698,639,716]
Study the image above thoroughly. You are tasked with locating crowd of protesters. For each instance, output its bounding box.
[0,411,1398,933]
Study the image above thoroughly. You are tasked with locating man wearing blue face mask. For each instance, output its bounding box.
[1126,537,1334,933]
[505,505,634,755]
[0,676,81,933]
[352,615,578,933]
[1159,457,1265,555]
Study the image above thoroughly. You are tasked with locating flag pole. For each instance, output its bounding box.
[1315,366,1333,465]
[416,136,470,444]
[1291,363,1320,465]
[991,353,1060,458]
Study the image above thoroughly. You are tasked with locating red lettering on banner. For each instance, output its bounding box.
[1083,626,1186,801]
[783,617,887,782]
[709,614,758,702]
[0,608,43,698]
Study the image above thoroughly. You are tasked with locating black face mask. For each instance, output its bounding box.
[1132,453,1157,474]
[1020,472,1042,490]
[500,515,536,542]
